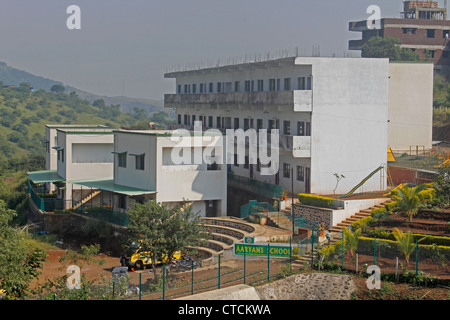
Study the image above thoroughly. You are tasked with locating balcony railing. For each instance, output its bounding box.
[165,90,312,112]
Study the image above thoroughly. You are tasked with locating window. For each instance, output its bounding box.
[217,82,222,93]
[283,120,291,135]
[283,163,291,178]
[284,78,291,91]
[118,194,126,210]
[234,154,239,167]
[276,79,281,91]
[209,82,214,93]
[184,114,188,125]
[192,84,197,94]
[444,30,450,38]
[306,77,312,90]
[184,84,189,94]
[269,79,276,91]
[234,118,240,129]
[268,120,275,133]
[208,116,213,128]
[177,85,181,94]
[427,29,435,38]
[244,156,249,169]
[429,50,436,58]
[244,118,250,130]
[257,119,263,131]
[244,80,251,92]
[225,82,232,93]
[177,114,181,124]
[305,122,311,136]
[297,166,304,181]
[297,121,305,136]
[199,83,204,93]
[216,116,222,128]
[135,154,145,170]
[298,77,306,90]
[192,115,196,124]
[257,79,264,91]
[118,153,127,168]
[234,81,240,92]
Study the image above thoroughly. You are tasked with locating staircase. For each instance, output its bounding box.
[72,190,101,210]
[291,199,392,269]
[265,198,300,231]
[328,200,391,233]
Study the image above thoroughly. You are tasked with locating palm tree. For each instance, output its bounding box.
[392,184,427,222]
[392,228,419,266]
[343,227,362,258]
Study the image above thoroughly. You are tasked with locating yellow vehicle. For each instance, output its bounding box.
[124,243,181,270]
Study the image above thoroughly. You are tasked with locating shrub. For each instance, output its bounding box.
[298,193,336,209]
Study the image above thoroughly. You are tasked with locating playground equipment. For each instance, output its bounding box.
[339,163,395,199]
[339,166,384,198]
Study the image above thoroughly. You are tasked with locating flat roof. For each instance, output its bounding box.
[113,129,223,136]
[27,170,65,184]
[67,178,156,196]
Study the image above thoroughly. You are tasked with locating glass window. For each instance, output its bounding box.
[297,166,304,181]
[136,155,145,170]
[283,163,290,178]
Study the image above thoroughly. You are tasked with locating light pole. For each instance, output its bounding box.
[291,167,295,237]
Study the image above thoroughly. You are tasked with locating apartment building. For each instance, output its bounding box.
[349,1,450,74]
[164,57,392,196]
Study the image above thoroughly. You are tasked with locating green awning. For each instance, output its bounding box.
[67,178,156,196]
[27,170,65,184]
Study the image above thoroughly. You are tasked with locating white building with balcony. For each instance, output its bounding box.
[111,129,227,217]
[164,57,392,196]
[28,126,227,219]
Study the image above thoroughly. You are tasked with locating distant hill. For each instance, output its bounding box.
[0,85,153,160]
[0,61,167,116]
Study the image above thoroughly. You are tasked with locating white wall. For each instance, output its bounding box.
[388,62,434,151]
[297,57,389,195]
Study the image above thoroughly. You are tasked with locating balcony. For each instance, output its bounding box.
[165,90,312,112]
[348,39,367,50]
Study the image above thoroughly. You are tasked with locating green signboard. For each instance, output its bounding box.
[234,243,291,258]
[244,236,254,244]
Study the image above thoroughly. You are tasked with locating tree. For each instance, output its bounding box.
[392,184,427,222]
[50,84,65,93]
[126,200,208,280]
[332,173,345,199]
[392,228,423,266]
[433,166,450,206]
[343,227,362,258]
[0,200,47,299]
[362,36,420,61]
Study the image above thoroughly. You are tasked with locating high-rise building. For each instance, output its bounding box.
[349,1,450,74]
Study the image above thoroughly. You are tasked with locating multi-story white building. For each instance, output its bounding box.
[164,56,433,196]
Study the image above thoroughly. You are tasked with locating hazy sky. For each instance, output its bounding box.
[0,0,414,100]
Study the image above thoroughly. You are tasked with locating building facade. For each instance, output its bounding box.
[164,57,391,196]
[349,1,450,74]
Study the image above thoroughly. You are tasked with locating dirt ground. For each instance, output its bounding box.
[31,248,449,300]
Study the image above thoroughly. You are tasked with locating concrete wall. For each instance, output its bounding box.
[388,62,434,151]
[297,57,389,195]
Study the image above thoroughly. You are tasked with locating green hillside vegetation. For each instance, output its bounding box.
[0,82,173,221]
[0,82,141,159]
[0,61,168,116]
